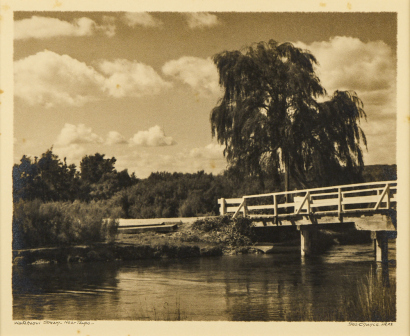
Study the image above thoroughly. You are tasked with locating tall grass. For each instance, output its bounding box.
[13,199,120,249]
[284,269,396,321]
[341,270,396,321]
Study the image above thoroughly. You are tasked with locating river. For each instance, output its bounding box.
[13,242,396,321]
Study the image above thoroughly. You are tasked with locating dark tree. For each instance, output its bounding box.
[211,40,367,189]
[80,153,117,184]
[12,155,39,202]
[79,153,137,200]
[13,149,80,202]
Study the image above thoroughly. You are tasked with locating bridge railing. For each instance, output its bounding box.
[218,181,397,219]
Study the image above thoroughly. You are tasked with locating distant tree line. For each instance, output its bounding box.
[13,149,138,203]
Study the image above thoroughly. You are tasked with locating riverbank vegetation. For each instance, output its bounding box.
[13,199,119,249]
[13,216,258,264]
[12,148,396,250]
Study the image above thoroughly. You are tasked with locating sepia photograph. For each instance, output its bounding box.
[1,1,409,335]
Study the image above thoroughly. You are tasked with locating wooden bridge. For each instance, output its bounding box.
[218,181,397,262]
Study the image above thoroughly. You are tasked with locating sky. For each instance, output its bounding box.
[13,12,397,178]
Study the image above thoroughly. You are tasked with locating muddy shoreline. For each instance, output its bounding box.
[12,242,229,265]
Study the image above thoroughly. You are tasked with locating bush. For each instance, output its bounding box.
[191,216,230,232]
[191,216,254,247]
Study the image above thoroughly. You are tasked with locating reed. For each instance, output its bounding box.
[341,270,396,322]
[284,269,396,321]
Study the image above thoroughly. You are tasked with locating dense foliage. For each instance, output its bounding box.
[13,149,138,203]
[211,40,367,189]
[13,199,119,249]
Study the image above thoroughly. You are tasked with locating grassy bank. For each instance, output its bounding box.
[12,215,375,265]
[13,216,258,265]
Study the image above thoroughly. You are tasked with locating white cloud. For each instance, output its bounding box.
[129,125,176,147]
[14,51,170,107]
[116,143,227,178]
[162,56,220,95]
[100,16,117,37]
[14,50,106,107]
[122,12,163,28]
[14,15,115,40]
[295,36,395,94]
[55,123,103,147]
[53,144,87,163]
[106,131,127,145]
[99,59,171,98]
[184,13,220,29]
[53,123,104,163]
[189,143,224,160]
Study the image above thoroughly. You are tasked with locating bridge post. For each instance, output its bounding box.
[300,229,309,256]
[242,198,248,217]
[220,198,226,215]
[299,227,317,256]
[371,231,389,263]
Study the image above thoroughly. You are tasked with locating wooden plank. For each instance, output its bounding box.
[118,223,178,233]
[227,206,242,212]
[374,185,389,210]
[310,201,338,207]
[274,194,278,217]
[239,181,396,202]
[247,204,276,210]
[232,199,245,218]
[295,194,309,215]
[342,195,380,204]
[309,191,338,198]
[342,188,386,196]
[226,198,244,204]
[311,198,338,205]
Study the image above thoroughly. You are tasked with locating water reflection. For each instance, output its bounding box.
[13,243,396,321]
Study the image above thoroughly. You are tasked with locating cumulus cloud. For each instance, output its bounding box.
[100,16,117,37]
[115,143,227,178]
[53,144,87,163]
[106,131,127,145]
[14,51,170,107]
[14,50,106,107]
[184,13,220,29]
[295,36,395,94]
[55,123,103,147]
[53,123,105,163]
[129,125,176,147]
[162,56,220,95]
[14,15,115,40]
[189,143,224,160]
[122,12,163,28]
[99,59,171,98]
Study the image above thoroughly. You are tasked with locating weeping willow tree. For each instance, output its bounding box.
[211,40,367,190]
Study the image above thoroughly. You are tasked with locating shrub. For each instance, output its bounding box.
[191,216,230,232]
[191,216,254,247]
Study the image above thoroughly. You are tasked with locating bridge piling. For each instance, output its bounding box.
[372,231,389,263]
[300,229,310,256]
[299,226,319,256]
